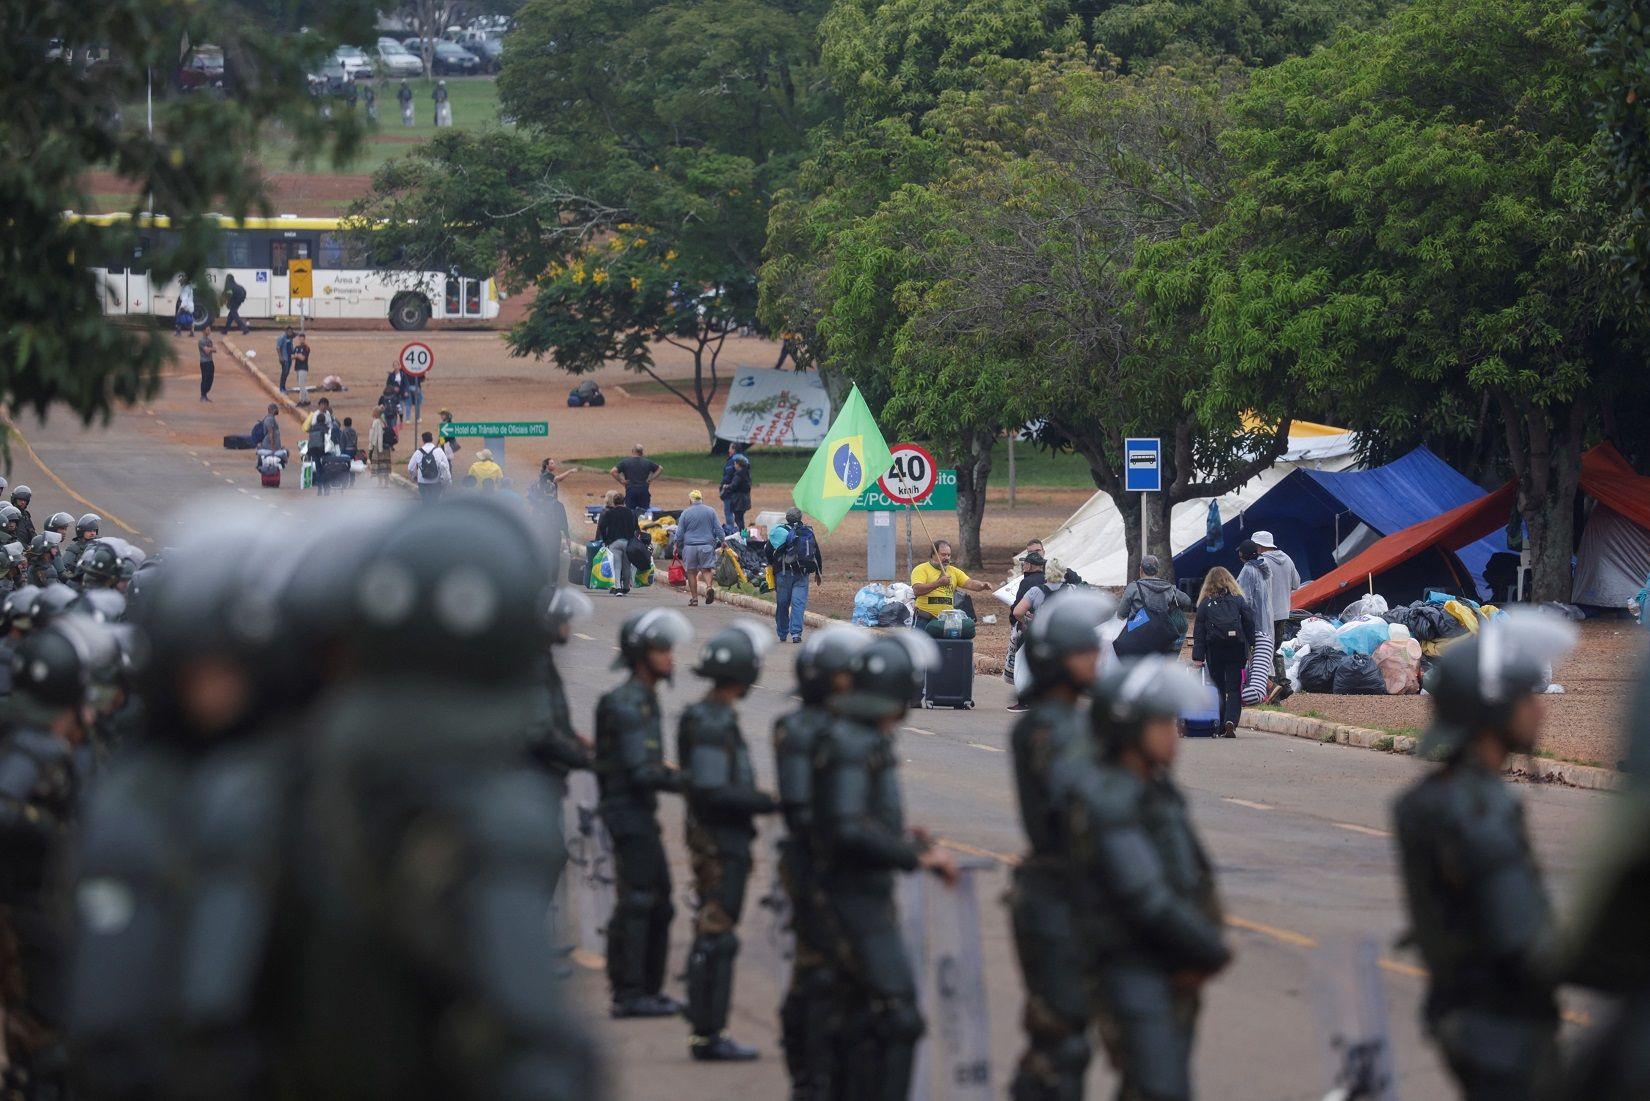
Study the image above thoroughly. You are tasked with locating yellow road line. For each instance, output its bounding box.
[938,838,1019,866]
[1,417,147,541]
[1333,822,1391,838]
[1225,915,1319,949]
[1222,797,1274,811]
[1378,957,1426,979]
[571,948,605,971]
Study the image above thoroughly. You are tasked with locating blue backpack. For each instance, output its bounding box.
[776,523,817,571]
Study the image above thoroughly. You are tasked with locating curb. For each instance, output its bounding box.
[710,589,834,630]
[220,336,417,493]
[1245,710,1619,791]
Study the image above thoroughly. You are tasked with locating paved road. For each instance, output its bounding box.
[8,365,1616,1100]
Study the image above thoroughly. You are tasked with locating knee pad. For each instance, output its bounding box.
[691,930,739,965]
[873,997,925,1044]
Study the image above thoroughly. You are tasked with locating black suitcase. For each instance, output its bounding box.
[919,638,975,710]
[223,434,256,450]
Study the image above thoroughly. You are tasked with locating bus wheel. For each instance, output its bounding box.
[390,293,430,331]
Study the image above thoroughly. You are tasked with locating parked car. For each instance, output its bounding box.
[428,40,482,75]
[176,46,226,91]
[469,35,504,71]
[375,41,423,77]
[332,45,375,81]
[308,58,349,94]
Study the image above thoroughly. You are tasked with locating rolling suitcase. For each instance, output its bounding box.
[1181,670,1221,737]
[919,638,975,710]
[260,467,281,488]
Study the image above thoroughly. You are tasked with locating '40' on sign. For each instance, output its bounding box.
[879,443,939,505]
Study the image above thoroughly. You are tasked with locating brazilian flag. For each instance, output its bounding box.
[792,385,893,532]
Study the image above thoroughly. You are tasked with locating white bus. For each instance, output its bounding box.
[75,212,500,330]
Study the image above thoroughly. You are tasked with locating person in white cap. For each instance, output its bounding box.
[1248,530,1299,646]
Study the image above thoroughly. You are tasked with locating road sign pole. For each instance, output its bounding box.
[906,507,914,578]
[1140,492,1149,568]
[484,434,505,478]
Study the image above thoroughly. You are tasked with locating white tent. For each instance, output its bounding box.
[998,424,1358,601]
[1572,503,1650,608]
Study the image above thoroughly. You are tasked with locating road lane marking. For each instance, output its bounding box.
[1378,958,1426,979]
[571,949,605,970]
[0,418,147,540]
[1222,797,1274,811]
[573,632,595,641]
[939,839,1018,865]
[903,726,939,737]
[1225,915,1319,949]
[968,742,1004,753]
[1333,822,1390,838]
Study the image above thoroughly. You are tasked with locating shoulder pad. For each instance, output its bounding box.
[189,742,291,863]
[450,769,565,866]
[1056,759,1144,827]
[75,749,186,877]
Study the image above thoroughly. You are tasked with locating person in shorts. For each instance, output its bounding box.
[675,490,723,607]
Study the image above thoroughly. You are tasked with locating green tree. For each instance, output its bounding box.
[1,0,372,427]
[357,0,831,446]
[1170,0,1638,600]
[1589,0,1650,289]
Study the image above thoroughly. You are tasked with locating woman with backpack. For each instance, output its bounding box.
[595,490,640,596]
[1191,566,1257,738]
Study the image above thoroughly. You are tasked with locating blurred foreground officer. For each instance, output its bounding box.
[1062,657,1231,1101]
[774,628,865,1100]
[598,608,694,1019]
[815,632,957,1101]
[528,587,596,899]
[1009,590,1113,1101]
[0,615,117,1099]
[1549,647,1650,1099]
[1393,609,1578,1101]
[679,620,779,1061]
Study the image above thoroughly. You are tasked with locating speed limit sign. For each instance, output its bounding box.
[878,443,938,505]
[399,341,435,377]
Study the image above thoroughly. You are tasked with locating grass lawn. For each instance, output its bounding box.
[569,438,1095,488]
[263,76,505,177]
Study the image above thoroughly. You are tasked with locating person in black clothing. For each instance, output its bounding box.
[596,490,641,595]
[1190,566,1256,738]
[1003,547,1048,687]
[719,451,752,531]
[221,273,249,334]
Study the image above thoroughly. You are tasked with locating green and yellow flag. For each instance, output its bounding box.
[792,385,893,532]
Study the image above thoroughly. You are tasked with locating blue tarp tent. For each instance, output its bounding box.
[1173,447,1508,598]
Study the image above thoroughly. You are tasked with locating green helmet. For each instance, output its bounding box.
[834,631,939,721]
[1022,589,1116,696]
[1090,656,1207,756]
[1419,607,1578,758]
[795,627,867,704]
[615,607,694,670]
[693,619,771,686]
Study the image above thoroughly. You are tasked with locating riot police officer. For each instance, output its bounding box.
[1009,589,1114,1101]
[1061,655,1231,1101]
[43,513,71,543]
[25,532,62,587]
[597,607,694,1018]
[775,628,865,1100]
[10,487,35,545]
[679,619,778,1061]
[75,542,121,592]
[1,505,28,547]
[814,631,957,1101]
[61,514,99,578]
[0,541,23,598]
[1392,608,1579,1100]
[528,586,596,900]
[0,614,117,1098]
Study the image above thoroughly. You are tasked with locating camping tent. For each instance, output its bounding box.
[1293,444,1650,611]
[1171,446,1509,599]
[1018,422,1357,595]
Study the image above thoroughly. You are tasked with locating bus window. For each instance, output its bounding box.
[465,279,481,315]
[270,238,312,275]
[224,232,252,268]
[445,276,460,314]
[320,234,345,268]
[131,236,151,271]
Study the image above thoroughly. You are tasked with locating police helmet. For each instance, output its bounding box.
[46,512,72,534]
[71,588,126,624]
[75,513,101,538]
[348,497,557,683]
[27,531,62,559]
[1090,656,1208,756]
[547,587,593,645]
[1022,589,1117,695]
[2,542,23,570]
[0,505,21,529]
[693,619,772,686]
[2,585,39,630]
[78,541,121,584]
[10,486,31,506]
[1420,608,1578,757]
[12,614,117,709]
[33,583,80,625]
[795,627,868,704]
[835,630,940,721]
[615,607,694,669]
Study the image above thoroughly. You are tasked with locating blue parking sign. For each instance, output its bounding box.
[1124,437,1161,492]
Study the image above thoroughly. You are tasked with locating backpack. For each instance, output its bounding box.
[418,445,440,481]
[1201,594,1244,643]
[778,524,817,571]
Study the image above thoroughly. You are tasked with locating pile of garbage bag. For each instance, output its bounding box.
[852,582,915,628]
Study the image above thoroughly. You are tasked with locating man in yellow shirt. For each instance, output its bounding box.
[467,448,505,488]
[911,539,992,622]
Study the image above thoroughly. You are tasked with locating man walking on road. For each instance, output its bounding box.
[197,329,216,402]
[260,403,283,453]
[770,506,821,643]
[597,608,695,1019]
[677,621,778,1061]
[407,431,452,501]
[610,444,662,513]
[676,490,723,607]
[221,273,250,334]
[1393,610,1579,1101]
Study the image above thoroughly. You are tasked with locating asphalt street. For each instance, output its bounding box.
[9,358,1618,1101]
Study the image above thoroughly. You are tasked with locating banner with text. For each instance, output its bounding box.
[715,367,831,449]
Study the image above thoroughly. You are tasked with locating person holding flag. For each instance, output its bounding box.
[790,386,894,533]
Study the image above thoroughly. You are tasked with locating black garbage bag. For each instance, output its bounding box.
[1297,649,1349,694]
[1333,652,1387,695]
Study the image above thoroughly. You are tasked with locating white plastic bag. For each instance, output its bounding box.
[1295,618,1342,653]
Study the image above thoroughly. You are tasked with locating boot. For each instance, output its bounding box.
[611,993,680,1019]
[691,1034,760,1061]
